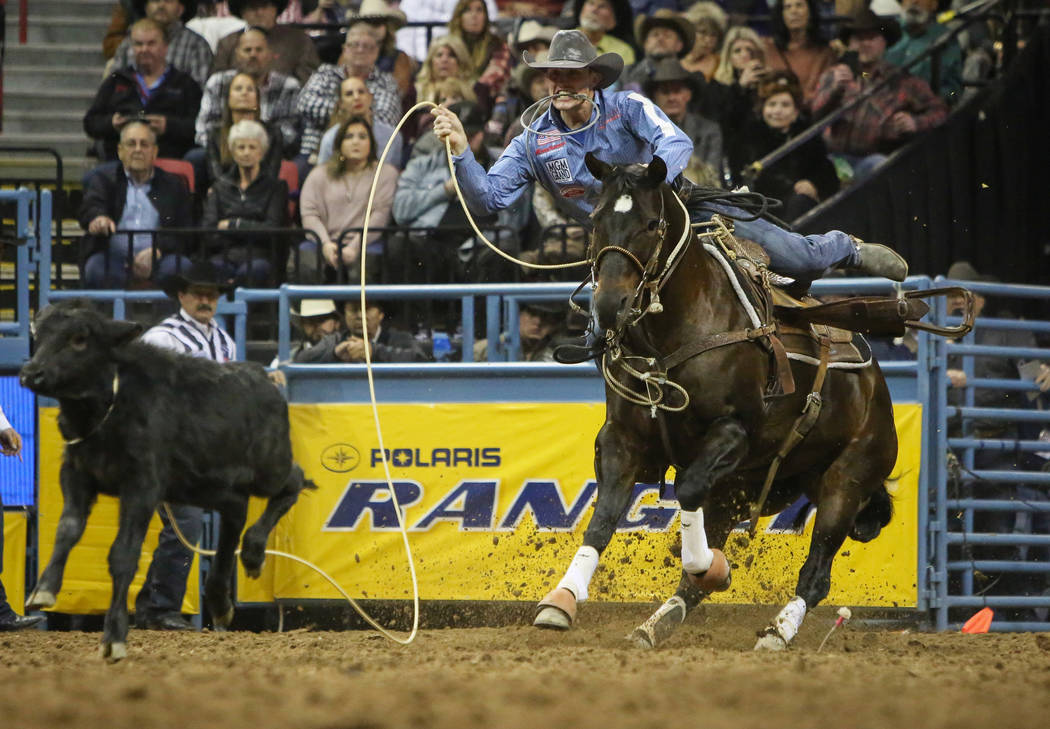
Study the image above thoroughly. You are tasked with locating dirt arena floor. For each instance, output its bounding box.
[1,604,1048,729]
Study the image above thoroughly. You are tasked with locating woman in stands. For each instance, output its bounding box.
[203,120,288,286]
[345,0,417,97]
[763,0,837,106]
[447,0,511,100]
[728,72,839,222]
[292,116,399,283]
[416,35,488,110]
[204,72,284,186]
[710,26,769,141]
[681,2,727,81]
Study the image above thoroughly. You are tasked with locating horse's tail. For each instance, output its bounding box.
[849,482,893,543]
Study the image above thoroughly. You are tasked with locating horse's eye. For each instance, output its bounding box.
[70,334,88,351]
[647,219,660,232]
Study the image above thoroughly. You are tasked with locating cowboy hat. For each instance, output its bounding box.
[634,10,696,57]
[512,50,548,94]
[132,0,198,24]
[227,0,289,19]
[345,0,407,31]
[523,30,624,90]
[512,20,559,56]
[643,57,705,98]
[839,9,902,47]
[291,299,338,318]
[161,259,234,298]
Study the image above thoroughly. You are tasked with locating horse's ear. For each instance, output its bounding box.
[585,152,612,181]
[644,157,668,188]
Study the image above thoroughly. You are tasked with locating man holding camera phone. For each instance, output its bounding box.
[84,17,203,161]
[812,9,947,181]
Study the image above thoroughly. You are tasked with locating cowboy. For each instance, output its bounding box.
[135,259,235,631]
[620,9,698,93]
[432,29,908,284]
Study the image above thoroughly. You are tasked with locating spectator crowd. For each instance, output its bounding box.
[80,0,992,296]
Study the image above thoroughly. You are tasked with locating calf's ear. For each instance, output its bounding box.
[102,319,143,347]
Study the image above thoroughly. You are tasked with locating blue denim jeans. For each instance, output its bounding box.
[83,247,193,289]
[699,203,859,281]
[135,504,204,619]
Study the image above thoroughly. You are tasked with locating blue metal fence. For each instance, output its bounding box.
[929,276,1050,631]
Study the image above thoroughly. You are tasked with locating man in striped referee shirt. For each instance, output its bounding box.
[136,260,235,630]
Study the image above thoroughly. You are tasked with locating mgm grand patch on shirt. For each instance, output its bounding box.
[544,158,573,184]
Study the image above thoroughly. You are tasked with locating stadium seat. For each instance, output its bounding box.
[279,160,299,221]
[153,158,195,194]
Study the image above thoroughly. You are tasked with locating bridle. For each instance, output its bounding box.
[588,186,696,414]
[590,187,693,338]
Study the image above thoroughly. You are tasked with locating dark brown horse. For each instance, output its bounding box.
[533,155,898,650]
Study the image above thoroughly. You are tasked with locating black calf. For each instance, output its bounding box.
[20,301,312,660]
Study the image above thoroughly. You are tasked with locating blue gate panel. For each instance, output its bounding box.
[0,375,35,506]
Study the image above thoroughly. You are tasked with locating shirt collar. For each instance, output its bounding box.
[178,308,216,336]
[123,167,155,186]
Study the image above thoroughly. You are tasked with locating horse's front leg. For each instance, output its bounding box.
[534,421,647,630]
[630,416,750,648]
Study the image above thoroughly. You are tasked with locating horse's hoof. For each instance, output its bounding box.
[626,627,655,650]
[533,588,577,630]
[100,641,127,662]
[25,588,57,610]
[754,629,788,652]
[243,565,262,580]
[685,549,732,593]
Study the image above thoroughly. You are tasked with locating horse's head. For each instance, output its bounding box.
[586,153,672,334]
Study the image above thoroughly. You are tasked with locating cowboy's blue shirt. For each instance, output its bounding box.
[452,89,692,224]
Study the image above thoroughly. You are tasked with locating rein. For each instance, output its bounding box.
[65,374,120,445]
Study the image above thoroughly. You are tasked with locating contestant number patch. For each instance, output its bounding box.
[545,158,573,183]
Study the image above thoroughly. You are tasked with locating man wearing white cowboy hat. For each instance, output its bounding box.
[432,29,910,283]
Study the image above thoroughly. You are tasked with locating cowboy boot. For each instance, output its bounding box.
[851,239,909,281]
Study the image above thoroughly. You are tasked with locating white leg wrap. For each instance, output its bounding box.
[556,546,600,602]
[680,507,714,574]
[773,596,808,643]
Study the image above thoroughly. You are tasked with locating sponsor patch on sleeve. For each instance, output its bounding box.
[560,185,586,198]
[544,158,573,184]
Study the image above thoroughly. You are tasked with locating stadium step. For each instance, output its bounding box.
[21,0,115,17]
[3,65,107,95]
[19,17,112,46]
[2,88,98,115]
[1,111,86,136]
[3,42,105,69]
[0,133,94,164]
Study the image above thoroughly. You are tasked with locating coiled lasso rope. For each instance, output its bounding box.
[164,99,599,644]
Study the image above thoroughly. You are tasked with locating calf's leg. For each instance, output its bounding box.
[240,465,308,578]
[27,464,96,610]
[206,499,248,631]
[101,497,154,661]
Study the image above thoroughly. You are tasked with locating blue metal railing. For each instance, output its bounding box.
[0,188,46,366]
[929,276,1050,632]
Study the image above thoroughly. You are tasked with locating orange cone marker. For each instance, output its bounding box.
[961,607,994,634]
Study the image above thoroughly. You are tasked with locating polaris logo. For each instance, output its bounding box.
[370,447,501,468]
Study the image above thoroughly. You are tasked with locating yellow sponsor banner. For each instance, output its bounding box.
[2,511,28,614]
[266,402,920,607]
[37,408,199,614]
